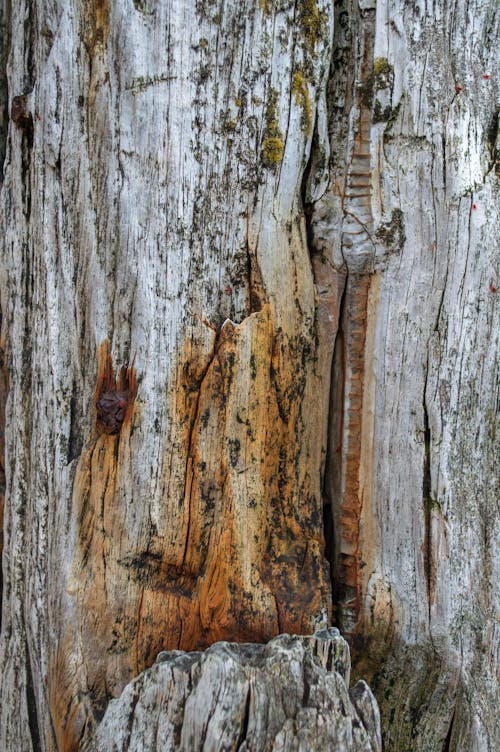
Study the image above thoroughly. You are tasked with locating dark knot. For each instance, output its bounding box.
[96,390,128,433]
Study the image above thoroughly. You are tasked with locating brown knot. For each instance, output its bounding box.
[11,95,33,130]
[94,342,137,435]
[96,390,129,434]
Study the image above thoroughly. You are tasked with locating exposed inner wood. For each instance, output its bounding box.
[53,307,332,748]
[329,3,376,640]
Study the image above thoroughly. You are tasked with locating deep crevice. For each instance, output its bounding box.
[25,639,42,752]
[322,494,334,588]
[68,379,84,463]
[329,332,346,618]
[422,391,433,612]
[324,281,347,628]
[236,685,251,750]
[245,240,267,316]
[442,706,456,752]
[0,0,11,179]
[122,684,141,752]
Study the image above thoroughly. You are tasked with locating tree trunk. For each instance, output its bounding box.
[0,1,497,751]
[91,630,382,752]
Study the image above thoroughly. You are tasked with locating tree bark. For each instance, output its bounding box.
[0,1,498,751]
[91,630,382,752]
[319,2,498,749]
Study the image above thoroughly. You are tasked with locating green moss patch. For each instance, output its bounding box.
[262,88,285,168]
[292,71,313,135]
[299,0,329,54]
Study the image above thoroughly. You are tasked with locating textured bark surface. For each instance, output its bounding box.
[92,630,382,752]
[0,2,335,750]
[314,1,499,749]
[0,0,498,751]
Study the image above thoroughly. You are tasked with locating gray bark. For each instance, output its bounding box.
[92,630,382,752]
[0,0,498,751]
[317,1,499,749]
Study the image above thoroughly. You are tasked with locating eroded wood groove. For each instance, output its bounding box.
[330,1,376,639]
[335,273,374,636]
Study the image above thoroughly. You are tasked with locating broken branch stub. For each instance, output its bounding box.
[94,342,137,435]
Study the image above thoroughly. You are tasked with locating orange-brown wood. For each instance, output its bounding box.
[51,317,332,748]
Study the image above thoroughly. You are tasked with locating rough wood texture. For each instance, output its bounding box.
[0,0,498,751]
[313,1,499,749]
[0,313,7,621]
[91,630,382,752]
[0,1,336,750]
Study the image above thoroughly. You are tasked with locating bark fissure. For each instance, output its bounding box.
[324,278,347,607]
[25,638,42,752]
[123,685,141,752]
[442,707,456,752]
[245,240,267,316]
[0,0,10,178]
[68,380,84,465]
[235,684,251,751]
[422,390,434,612]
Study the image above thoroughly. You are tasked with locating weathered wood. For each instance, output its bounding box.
[0,0,498,750]
[316,0,499,747]
[91,630,382,752]
[0,1,336,750]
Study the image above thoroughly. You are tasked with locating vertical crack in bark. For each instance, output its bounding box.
[25,638,42,752]
[0,0,11,178]
[245,237,267,316]
[442,706,456,752]
[321,493,334,591]
[325,281,346,617]
[68,379,84,464]
[422,382,434,614]
[122,684,141,752]
[235,684,251,751]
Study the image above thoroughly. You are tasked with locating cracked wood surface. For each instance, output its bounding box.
[91,630,382,752]
[0,0,498,751]
[313,0,499,748]
[0,1,335,750]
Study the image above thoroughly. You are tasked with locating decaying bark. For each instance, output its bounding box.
[91,630,382,752]
[0,0,498,751]
[0,1,336,749]
[315,1,499,748]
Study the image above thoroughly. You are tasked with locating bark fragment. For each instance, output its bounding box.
[91,630,381,752]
